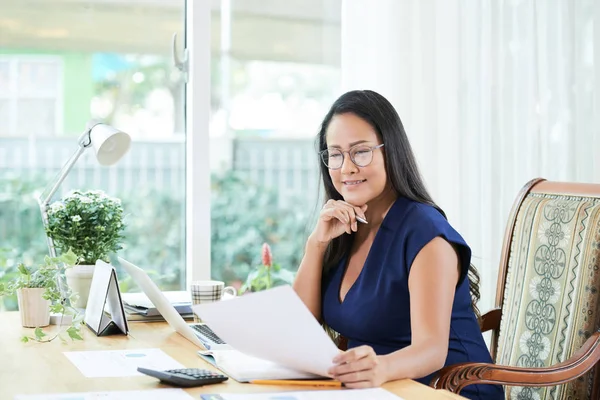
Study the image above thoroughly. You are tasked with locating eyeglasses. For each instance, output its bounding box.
[319,144,385,170]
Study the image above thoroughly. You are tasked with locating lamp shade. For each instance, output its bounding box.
[89,123,131,166]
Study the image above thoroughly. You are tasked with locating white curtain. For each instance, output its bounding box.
[341,0,600,311]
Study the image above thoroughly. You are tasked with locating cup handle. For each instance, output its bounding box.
[223,286,237,297]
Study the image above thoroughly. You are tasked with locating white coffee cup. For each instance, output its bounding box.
[190,280,236,322]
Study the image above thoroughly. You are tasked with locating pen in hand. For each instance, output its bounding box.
[355,215,368,224]
[338,200,368,225]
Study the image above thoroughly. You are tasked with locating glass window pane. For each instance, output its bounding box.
[16,99,56,136]
[17,60,60,96]
[0,100,10,135]
[0,61,9,94]
[0,1,186,310]
[210,2,341,291]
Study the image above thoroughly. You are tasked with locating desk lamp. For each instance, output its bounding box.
[38,121,131,257]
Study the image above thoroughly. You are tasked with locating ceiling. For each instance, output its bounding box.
[0,0,341,65]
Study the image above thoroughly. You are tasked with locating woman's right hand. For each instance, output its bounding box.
[310,200,368,246]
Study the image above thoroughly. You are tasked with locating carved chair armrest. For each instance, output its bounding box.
[479,307,502,333]
[430,331,600,394]
[323,324,348,351]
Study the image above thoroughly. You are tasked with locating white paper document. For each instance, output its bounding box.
[63,348,184,378]
[192,285,340,378]
[199,388,403,400]
[198,348,322,382]
[122,291,191,309]
[15,389,193,400]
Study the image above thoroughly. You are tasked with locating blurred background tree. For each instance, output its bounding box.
[0,172,311,310]
[210,171,310,288]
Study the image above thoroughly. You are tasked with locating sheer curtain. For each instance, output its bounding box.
[342,0,600,311]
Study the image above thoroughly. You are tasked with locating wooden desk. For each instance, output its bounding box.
[0,312,465,399]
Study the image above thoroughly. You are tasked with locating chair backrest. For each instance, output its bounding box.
[492,179,600,399]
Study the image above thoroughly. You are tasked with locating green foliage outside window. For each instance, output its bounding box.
[0,171,310,311]
[210,171,309,287]
[240,242,295,293]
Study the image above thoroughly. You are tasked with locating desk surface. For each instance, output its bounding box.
[0,312,465,399]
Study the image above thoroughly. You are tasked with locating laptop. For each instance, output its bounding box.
[118,257,231,351]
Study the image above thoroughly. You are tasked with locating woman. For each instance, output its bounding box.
[293,90,503,400]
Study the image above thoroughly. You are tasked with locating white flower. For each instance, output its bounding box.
[48,202,65,214]
[79,196,93,204]
[71,215,82,222]
[65,190,82,199]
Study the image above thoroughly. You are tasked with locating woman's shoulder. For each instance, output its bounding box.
[408,200,446,222]
[385,197,468,247]
[385,197,471,279]
[385,196,447,232]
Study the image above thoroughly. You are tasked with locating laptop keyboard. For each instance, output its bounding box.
[191,324,226,344]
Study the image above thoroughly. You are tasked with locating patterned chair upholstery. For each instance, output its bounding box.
[431,178,600,399]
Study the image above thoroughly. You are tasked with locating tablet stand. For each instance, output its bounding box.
[84,260,129,336]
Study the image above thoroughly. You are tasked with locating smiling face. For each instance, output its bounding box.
[325,113,388,206]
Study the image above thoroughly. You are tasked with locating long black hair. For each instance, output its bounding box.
[316,90,481,321]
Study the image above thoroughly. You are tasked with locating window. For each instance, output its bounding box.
[0,0,342,312]
[209,1,342,289]
[0,57,62,136]
[0,0,187,310]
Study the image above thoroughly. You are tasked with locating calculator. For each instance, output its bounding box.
[137,367,229,387]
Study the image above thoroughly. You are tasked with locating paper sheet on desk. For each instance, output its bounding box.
[199,388,403,400]
[64,348,184,377]
[192,285,340,378]
[198,348,322,381]
[15,388,194,400]
[122,291,191,308]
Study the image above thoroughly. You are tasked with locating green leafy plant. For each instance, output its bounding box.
[241,243,295,293]
[0,172,310,310]
[0,249,84,343]
[211,171,309,286]
[46,190,125,264]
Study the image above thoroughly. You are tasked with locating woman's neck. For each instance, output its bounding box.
[362,187,398,230]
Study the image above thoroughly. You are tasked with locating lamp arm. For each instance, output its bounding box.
[38,129,93,257]
[38,128,95,207]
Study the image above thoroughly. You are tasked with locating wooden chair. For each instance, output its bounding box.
[430,178,600,399]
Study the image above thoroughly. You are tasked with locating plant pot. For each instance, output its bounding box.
[17,288,50,328]
[65,264,95,308]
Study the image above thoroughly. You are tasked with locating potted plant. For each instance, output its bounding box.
[240,243,295,293]
[0,249,84,342]
[0,247,15,311]
[45,189,125,308]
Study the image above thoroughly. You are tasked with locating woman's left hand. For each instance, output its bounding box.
[328,345,390,388]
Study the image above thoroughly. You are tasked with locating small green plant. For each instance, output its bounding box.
[0,249,84,343]
[0,247,15,311]
[46,190,125,264]
[241,243,295,293]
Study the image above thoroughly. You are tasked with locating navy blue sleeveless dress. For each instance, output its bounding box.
[321,196,504,400]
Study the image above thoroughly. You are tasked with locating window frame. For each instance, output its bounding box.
[0,55,64,137]
[185,0,211,284]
